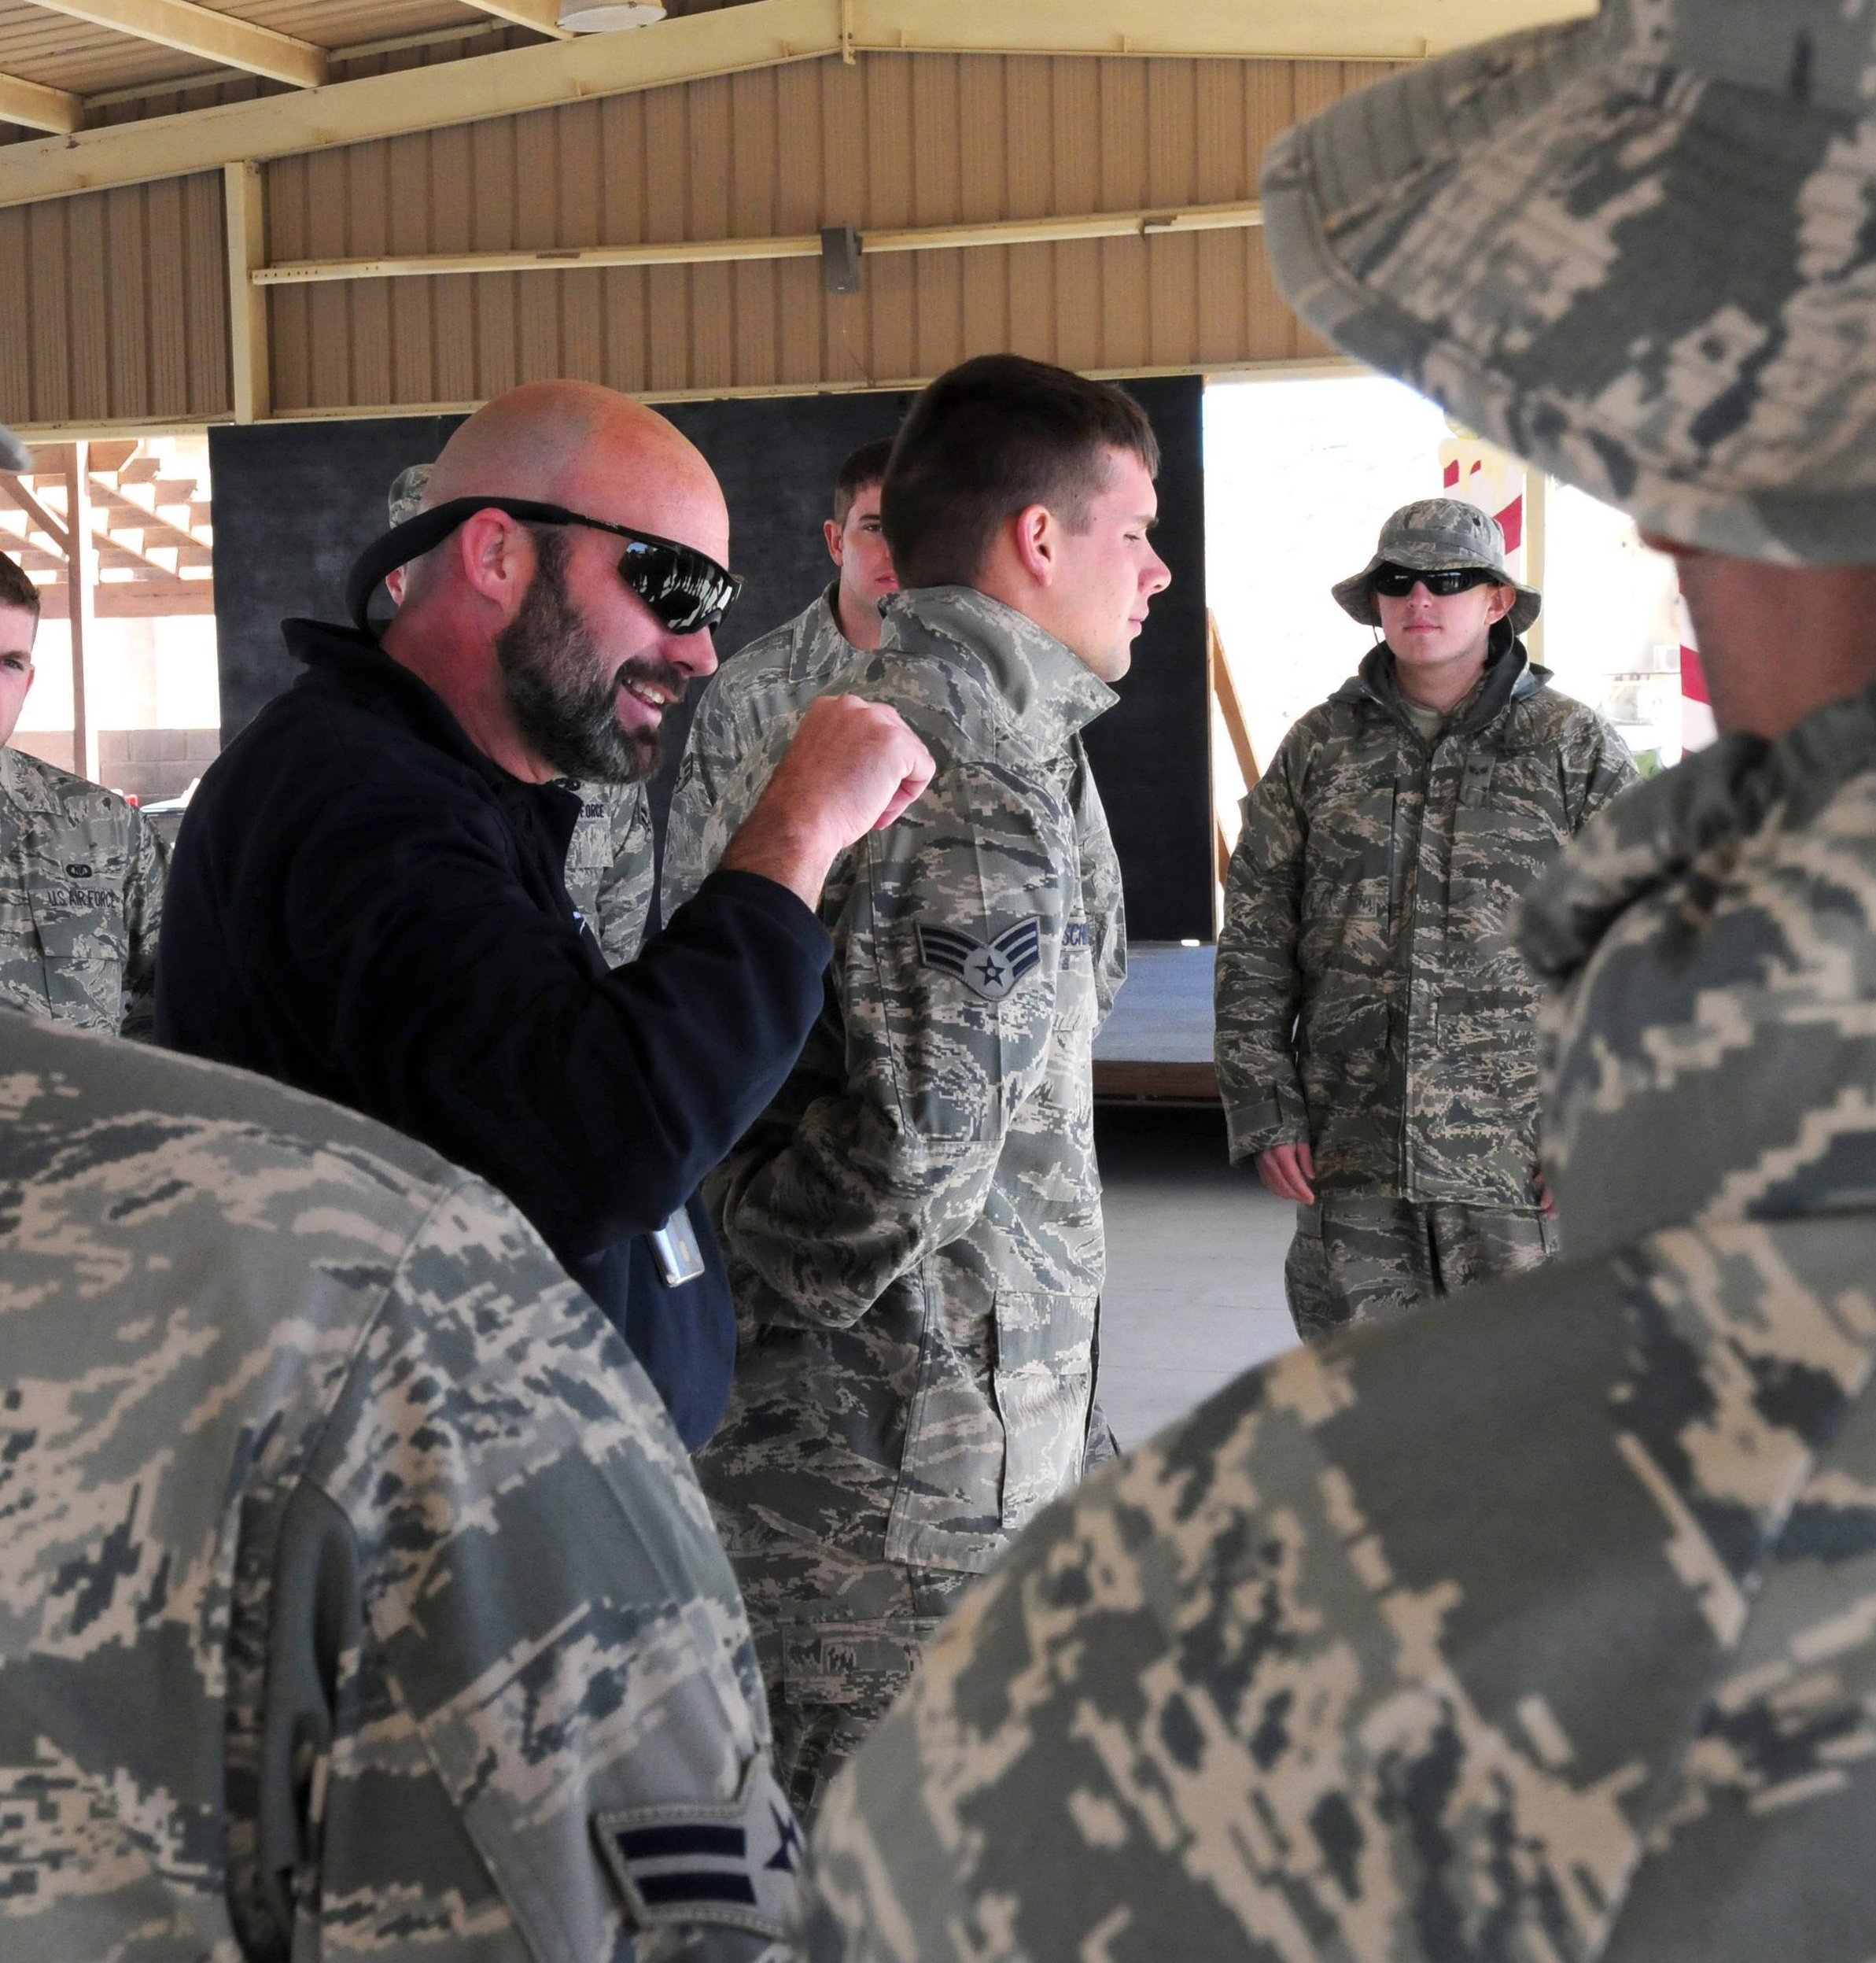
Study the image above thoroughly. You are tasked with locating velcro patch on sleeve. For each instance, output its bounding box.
[916,917,1043,1002]
[593,1756,802,1942]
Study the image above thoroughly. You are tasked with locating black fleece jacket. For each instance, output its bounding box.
[156,620,831,1447]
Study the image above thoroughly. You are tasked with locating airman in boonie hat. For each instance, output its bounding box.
[1332,496,1542,633]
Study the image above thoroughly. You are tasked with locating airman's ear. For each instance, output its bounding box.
[1008,504,1057,586]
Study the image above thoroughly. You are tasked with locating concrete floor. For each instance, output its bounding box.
[1093,1104,1299,1451]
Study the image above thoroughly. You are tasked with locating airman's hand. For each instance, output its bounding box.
[1255,1142,1317,1205]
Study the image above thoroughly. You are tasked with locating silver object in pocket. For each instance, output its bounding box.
[649,1206,706,1287]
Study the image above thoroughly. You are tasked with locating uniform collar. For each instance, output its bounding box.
[1336,636,1545,740]
[0,742,62,807]
[880,588,1118,749]
[794,582,849,668]
[1519,679,1876,987]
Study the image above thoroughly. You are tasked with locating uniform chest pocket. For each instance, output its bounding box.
[32,904,128,1027]
[993,1287,1095,1533]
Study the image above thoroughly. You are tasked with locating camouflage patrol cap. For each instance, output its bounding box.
[1261,0,1876,565]
[1332,496,1541,630]
[388,463,433,527]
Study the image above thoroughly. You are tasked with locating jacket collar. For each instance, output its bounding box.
[0,744,34,802]
[283,618,522,795]
[281,618,585,849]
[881,588,1118,751]
[1333,636,1546,740]
[1519,679,1876,986]
[788,582,849,675]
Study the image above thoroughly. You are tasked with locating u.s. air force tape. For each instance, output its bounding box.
[916,917,1042,1002]
[594,1755,802,1940]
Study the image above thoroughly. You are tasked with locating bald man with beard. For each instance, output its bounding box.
[157,382,932,1448]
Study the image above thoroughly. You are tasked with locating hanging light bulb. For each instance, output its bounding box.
[556,1,665,27]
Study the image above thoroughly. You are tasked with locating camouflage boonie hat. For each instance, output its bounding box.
[1262,0,1876,566]
[1332,497,1541,631]
[388,463,433,527]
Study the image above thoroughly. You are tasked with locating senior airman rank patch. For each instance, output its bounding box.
[594,1755,800,1940]
[916,917,1042,1002]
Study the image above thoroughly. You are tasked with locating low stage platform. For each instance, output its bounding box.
[1093,942,1219,1103]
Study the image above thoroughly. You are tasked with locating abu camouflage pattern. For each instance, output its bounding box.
[679,652,1127,1031]
[1286,1194,1554,1341]
[801,1205,1876,1963]
[1214,640,1635,1205]
[0,1012,800,1961]
[0,743,164,1038]
[661,588,856,918]
[564,775,656,965]
[694,588,1121,1805]
[1521,671,1876,1267]
[1259,0,1876,566]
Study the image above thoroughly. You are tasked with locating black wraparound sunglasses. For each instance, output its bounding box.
[346,495,744,636]
[1369,563,1500,598]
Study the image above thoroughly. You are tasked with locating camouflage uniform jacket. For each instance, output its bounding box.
[564,777,655,964]
[0,1011,802,1961]
[696,589,1120,1577]
[802,1205,1876,1963]
[671,640,1127,1030]
[1215,641,1635,1205]
[0,741,165,1037]
[662,586,853,918]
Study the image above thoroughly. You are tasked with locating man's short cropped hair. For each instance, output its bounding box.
[832,438,894,529]
[882,355,1159,589]
[0,552,40,621]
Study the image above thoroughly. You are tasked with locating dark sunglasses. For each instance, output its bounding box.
[1369,563,1499,598]
[346,495,743,636]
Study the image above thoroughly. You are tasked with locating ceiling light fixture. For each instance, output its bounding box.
[556,2,666,28]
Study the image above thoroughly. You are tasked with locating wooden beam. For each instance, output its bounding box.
[36,583,215,618]
[0,0,1598,208]
[1207,611,1260,791]
[65,444,98,785]
[1523,469,1547,666]
[254,197,1265,286]
[0,68,82,134]
[0,472,70,554]
[223,160,268,422]
[457,0,574,38]
[22,0,326,89]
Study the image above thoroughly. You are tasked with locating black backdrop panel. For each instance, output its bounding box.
[1082,375,1209,943]
[208,372,1210,941]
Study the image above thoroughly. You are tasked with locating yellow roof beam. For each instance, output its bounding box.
[456,0,574,38]
[23,0,327,90]
[253,197,1267,286]
[0,67,82,132]
[0,0,1595,208]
